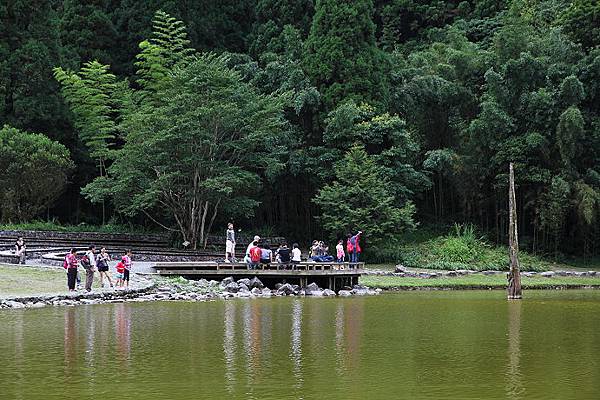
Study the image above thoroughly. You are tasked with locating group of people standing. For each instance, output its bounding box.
[224,222,363,267]
[63,246,133,292]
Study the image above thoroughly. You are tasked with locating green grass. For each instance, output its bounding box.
[362,224,600,272]
[0,264,66,297]
[361,274,600,290]
[0,220,157,234]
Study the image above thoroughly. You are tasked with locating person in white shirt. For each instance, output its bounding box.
[291,243,302,270]
[84,245,97,292]
[244,235,261,263]
[225,223,236,262]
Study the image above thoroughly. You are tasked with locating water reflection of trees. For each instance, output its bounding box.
[222,298,364,396]
[506,301,523,400]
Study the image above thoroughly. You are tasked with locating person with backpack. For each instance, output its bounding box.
[347,231,362,263]
[81,245,97,292]
[64,249,79,292]
[248,241,262,270]
[244,235,260,263]
[97,247,114,288]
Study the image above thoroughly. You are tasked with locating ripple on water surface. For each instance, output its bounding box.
[1,290,600,400]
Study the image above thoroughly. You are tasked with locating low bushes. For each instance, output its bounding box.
[364,224,550,272]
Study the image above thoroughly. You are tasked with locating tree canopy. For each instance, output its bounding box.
[1,0,599,257]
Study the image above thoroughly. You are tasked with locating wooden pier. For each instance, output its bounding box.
[154,261,365,291]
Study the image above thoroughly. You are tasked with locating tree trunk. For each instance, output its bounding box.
[507,163,522,300]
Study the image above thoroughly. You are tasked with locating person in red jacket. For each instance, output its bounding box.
[115,260,126,289]
[347,231,362,263]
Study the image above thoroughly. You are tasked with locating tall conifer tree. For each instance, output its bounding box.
[303,0,389,112]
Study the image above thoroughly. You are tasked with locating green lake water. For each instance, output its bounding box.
[1,291,599,400]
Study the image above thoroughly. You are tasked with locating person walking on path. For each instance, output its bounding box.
[15,237,26,264]
[122,250,133,289]
[82,245,97,292]
[64,249,79,292]
[225,223,236,262]
[97,247,114,288]
[347,231,362,263]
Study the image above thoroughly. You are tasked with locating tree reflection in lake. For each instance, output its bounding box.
[506,301,524,399]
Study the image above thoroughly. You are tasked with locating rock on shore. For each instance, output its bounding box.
[0,276,379,309]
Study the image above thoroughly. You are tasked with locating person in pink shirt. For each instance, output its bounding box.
[122,249,133,289]
[336,239,345,263]
[347,231,362,263]
[63,248,79,292]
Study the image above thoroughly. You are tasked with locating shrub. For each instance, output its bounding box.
[0,125,74,222]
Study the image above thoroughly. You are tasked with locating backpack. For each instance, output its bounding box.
[116,261,125,273]
[80,255,91,269]
[250,246,262,263]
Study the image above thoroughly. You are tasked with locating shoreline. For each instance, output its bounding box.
[0,274,380,309]
[4,262,600,309]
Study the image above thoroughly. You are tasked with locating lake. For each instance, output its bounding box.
[1,291,599,399]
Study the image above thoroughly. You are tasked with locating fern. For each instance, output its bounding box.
[54,61,120,170]
[135,10,194,95]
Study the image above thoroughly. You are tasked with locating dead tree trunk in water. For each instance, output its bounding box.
[508,163,523,299]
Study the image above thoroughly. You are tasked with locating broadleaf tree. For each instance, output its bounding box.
[82,53,288,248]
[0,125,74,222]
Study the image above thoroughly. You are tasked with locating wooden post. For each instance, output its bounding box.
[508,163,523,299]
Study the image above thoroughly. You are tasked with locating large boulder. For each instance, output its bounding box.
[394,265,406,273]
[338,290,352,297]
[6,300,25,309]
[237,278,251,287]
[305,282,320,295]
[224,282,239,293]
[250,287,262,296]
[221,277,235,287]
[249,277,264,289]
[541,271,555,278]
[277,283,295,295]
[323,289,336,296]
[238,283,249,292]
[352,285,369,296]
[195,279,209,287]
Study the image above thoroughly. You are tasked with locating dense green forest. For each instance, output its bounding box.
[1,0,599,257]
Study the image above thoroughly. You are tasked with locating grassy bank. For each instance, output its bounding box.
[361,274,600,290]
[0,264,66,297]
[0,220,157,234]
[362,224,600,272]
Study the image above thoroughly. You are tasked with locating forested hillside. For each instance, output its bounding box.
[1,0,599,256]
